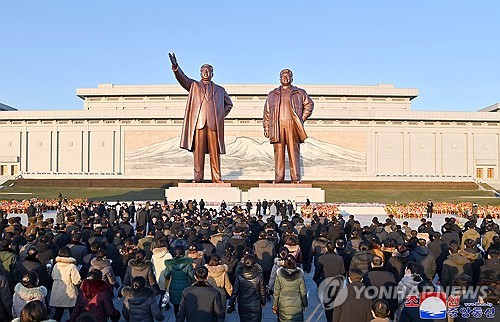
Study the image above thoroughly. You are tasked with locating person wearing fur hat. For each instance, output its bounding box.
[69,269,120,322]
[12,272,47,318]
[122,276,164,322]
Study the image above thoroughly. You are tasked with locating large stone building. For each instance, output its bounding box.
[0,83,499,182]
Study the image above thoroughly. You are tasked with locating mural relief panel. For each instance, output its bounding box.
[124,129,367,179]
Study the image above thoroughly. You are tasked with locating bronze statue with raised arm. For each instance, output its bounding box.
[263,69,314,183]
[169,53,233,183]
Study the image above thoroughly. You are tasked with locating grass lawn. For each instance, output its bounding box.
[0,187,165,201]
[0,179,498,204]
[326,189,500,205]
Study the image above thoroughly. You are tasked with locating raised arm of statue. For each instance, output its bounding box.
[169,52,194,92]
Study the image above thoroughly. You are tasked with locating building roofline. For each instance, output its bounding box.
[76,83,419,100]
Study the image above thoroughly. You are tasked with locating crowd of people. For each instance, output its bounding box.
[0,197,498,322]
[385,201,500,219]
[0,196,86,216]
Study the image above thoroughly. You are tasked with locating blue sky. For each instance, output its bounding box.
[1,1,499,111]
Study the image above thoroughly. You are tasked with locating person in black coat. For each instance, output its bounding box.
[0,270,12,322]
[26,203,36,219]
[298,222,315,273]
[313,242,346,285]
[128,202,136,223]
[408,239,436,281]
[313,242,346,322]
[228,255,266,322]
[428,232,448,281]
[136,206,149,233]
[14,247,52,290]
[176,266,225,322]
[386,244,410,282]
[122,276,164,322]
[333,268,373,322]
[363,256,398,319]
[262,200,268,216]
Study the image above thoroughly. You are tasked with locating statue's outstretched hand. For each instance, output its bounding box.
[169,52,178,69]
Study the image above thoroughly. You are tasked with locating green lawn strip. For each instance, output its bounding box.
[325,189,499,204]
[0,187,165,201]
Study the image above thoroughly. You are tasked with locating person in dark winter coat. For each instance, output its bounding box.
[0,239,18,289]
[442,241,471,288]
[35,237,54,267]
[272,255,308,322]
[122,276,164,322]
[313,242,346,322]
[176,266,225,322]
[298,222,315,273]
[386,244,410,283]
[480,248,500,276]
[364,256,398,319]
[460,238,484,284]
[408,239,436,281]
[310,230,329,268]
[69,270,120,322]
[428,232,448,280]
[14,247,52,290]
[334,268,373,322]
[363,256,397,288]
[253,231,276,285]
[186,244,205,268]
[313,242,345,286]
[0,270,12,322]
[164,247,195,316]
[349,242,374,275]
[123,249,160,294]
[220,244,238,285]
[228,255,266,322]
[226,228,250,260]
[67,233,88,266]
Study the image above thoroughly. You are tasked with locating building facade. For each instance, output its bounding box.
[0,83,498,181]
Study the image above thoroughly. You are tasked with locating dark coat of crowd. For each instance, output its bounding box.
[0,198,499,322]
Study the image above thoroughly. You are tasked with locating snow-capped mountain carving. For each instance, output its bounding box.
[125,136,366,173]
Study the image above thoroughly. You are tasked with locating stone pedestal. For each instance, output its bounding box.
[246,183,325,202]
[165,182,242,202]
